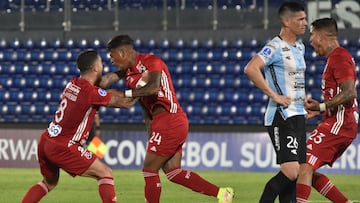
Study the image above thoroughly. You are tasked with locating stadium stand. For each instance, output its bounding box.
[2,36,356,125]
[0,0,359,127]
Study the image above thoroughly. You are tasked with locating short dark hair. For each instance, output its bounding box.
[311,18,338,37]
[278,1,305,18]
[107,35,134,52]
[76,50,99,74]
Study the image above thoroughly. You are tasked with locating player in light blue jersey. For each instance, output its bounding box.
[244,2,308,203]
[260,33,307,126]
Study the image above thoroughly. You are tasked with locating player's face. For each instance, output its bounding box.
[288,11,308,35]
[109,48,132,71]
[309,27,325,56]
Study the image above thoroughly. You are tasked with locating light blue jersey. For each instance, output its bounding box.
[257,36,306,126]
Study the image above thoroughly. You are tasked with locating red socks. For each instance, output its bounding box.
[98,177,117,203]
[142,168,219,203]
[21,181,49,203]
[312,174,348,203]
[296,183,311,203]
[22,178,116,203]
[143,170,162,203]
[165,168,219,197]
[297,173,349,203]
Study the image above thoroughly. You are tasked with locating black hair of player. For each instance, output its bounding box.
[76,50,99,74]
[107,35,134,52]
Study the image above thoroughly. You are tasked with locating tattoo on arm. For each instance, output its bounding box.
[100,72,123,88]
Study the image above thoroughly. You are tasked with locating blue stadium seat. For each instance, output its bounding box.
[9,38,22,49]
[238,75,253,88]
[185,104,201,116]
[52,77,69,90]
[209,48,222,61]
[232,38,244,48]
[1,103,16,115]
[69,49,79,60]
[162,48,178,61]
[90,38,104,48]
[188,38,200,49]
[223,90,244,104]
[145,38,156,49]
[24,38,35,49]
[0,63,16,74]
[21,90,36,102]
[77,38,89,49]
[133,38,142,48]
[54,50,72,61]
[13,77,28,88]
[248,91,267,103]
[160,39,170,49]
[65,38,75,48]
[245,38,260,48]
[173,62,192,75]
[0,75,12,89]
[308,90,323,101]
[171,38,183,49]
[3,49,18,61]
[339,37,350,48]
[48,38,63,49]
[0,38,8,49]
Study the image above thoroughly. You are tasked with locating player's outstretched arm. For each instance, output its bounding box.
[107,89,138,108]
[99,70,126,89]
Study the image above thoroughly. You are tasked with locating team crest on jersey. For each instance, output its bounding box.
[136,61,147,73]
[98,88,107,96]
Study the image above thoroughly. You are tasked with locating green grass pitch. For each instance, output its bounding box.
[1,168,359,202]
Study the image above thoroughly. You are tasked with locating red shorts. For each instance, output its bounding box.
[147,111,188,157]
[306,124,354,170]
[38,132,96,179]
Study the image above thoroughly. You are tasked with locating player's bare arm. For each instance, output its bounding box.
[131,71,161,97]
[306,80,356,112]
[244,55,291,107]
[107,89,138,108]
[323,80,357,109]
[99,70,126,89]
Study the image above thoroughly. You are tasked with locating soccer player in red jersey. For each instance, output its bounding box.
[21,50,138,203]
[100,35,234,203]
[296,18,358,203]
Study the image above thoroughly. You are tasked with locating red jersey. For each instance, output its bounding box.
[46,77,111,145]
[126,53,183,114]
[321,47,358,137]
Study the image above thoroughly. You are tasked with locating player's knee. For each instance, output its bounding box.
[299,164,314,177]
[43,179,58,191]
[101,165,113,177]
[281,164,300,180]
